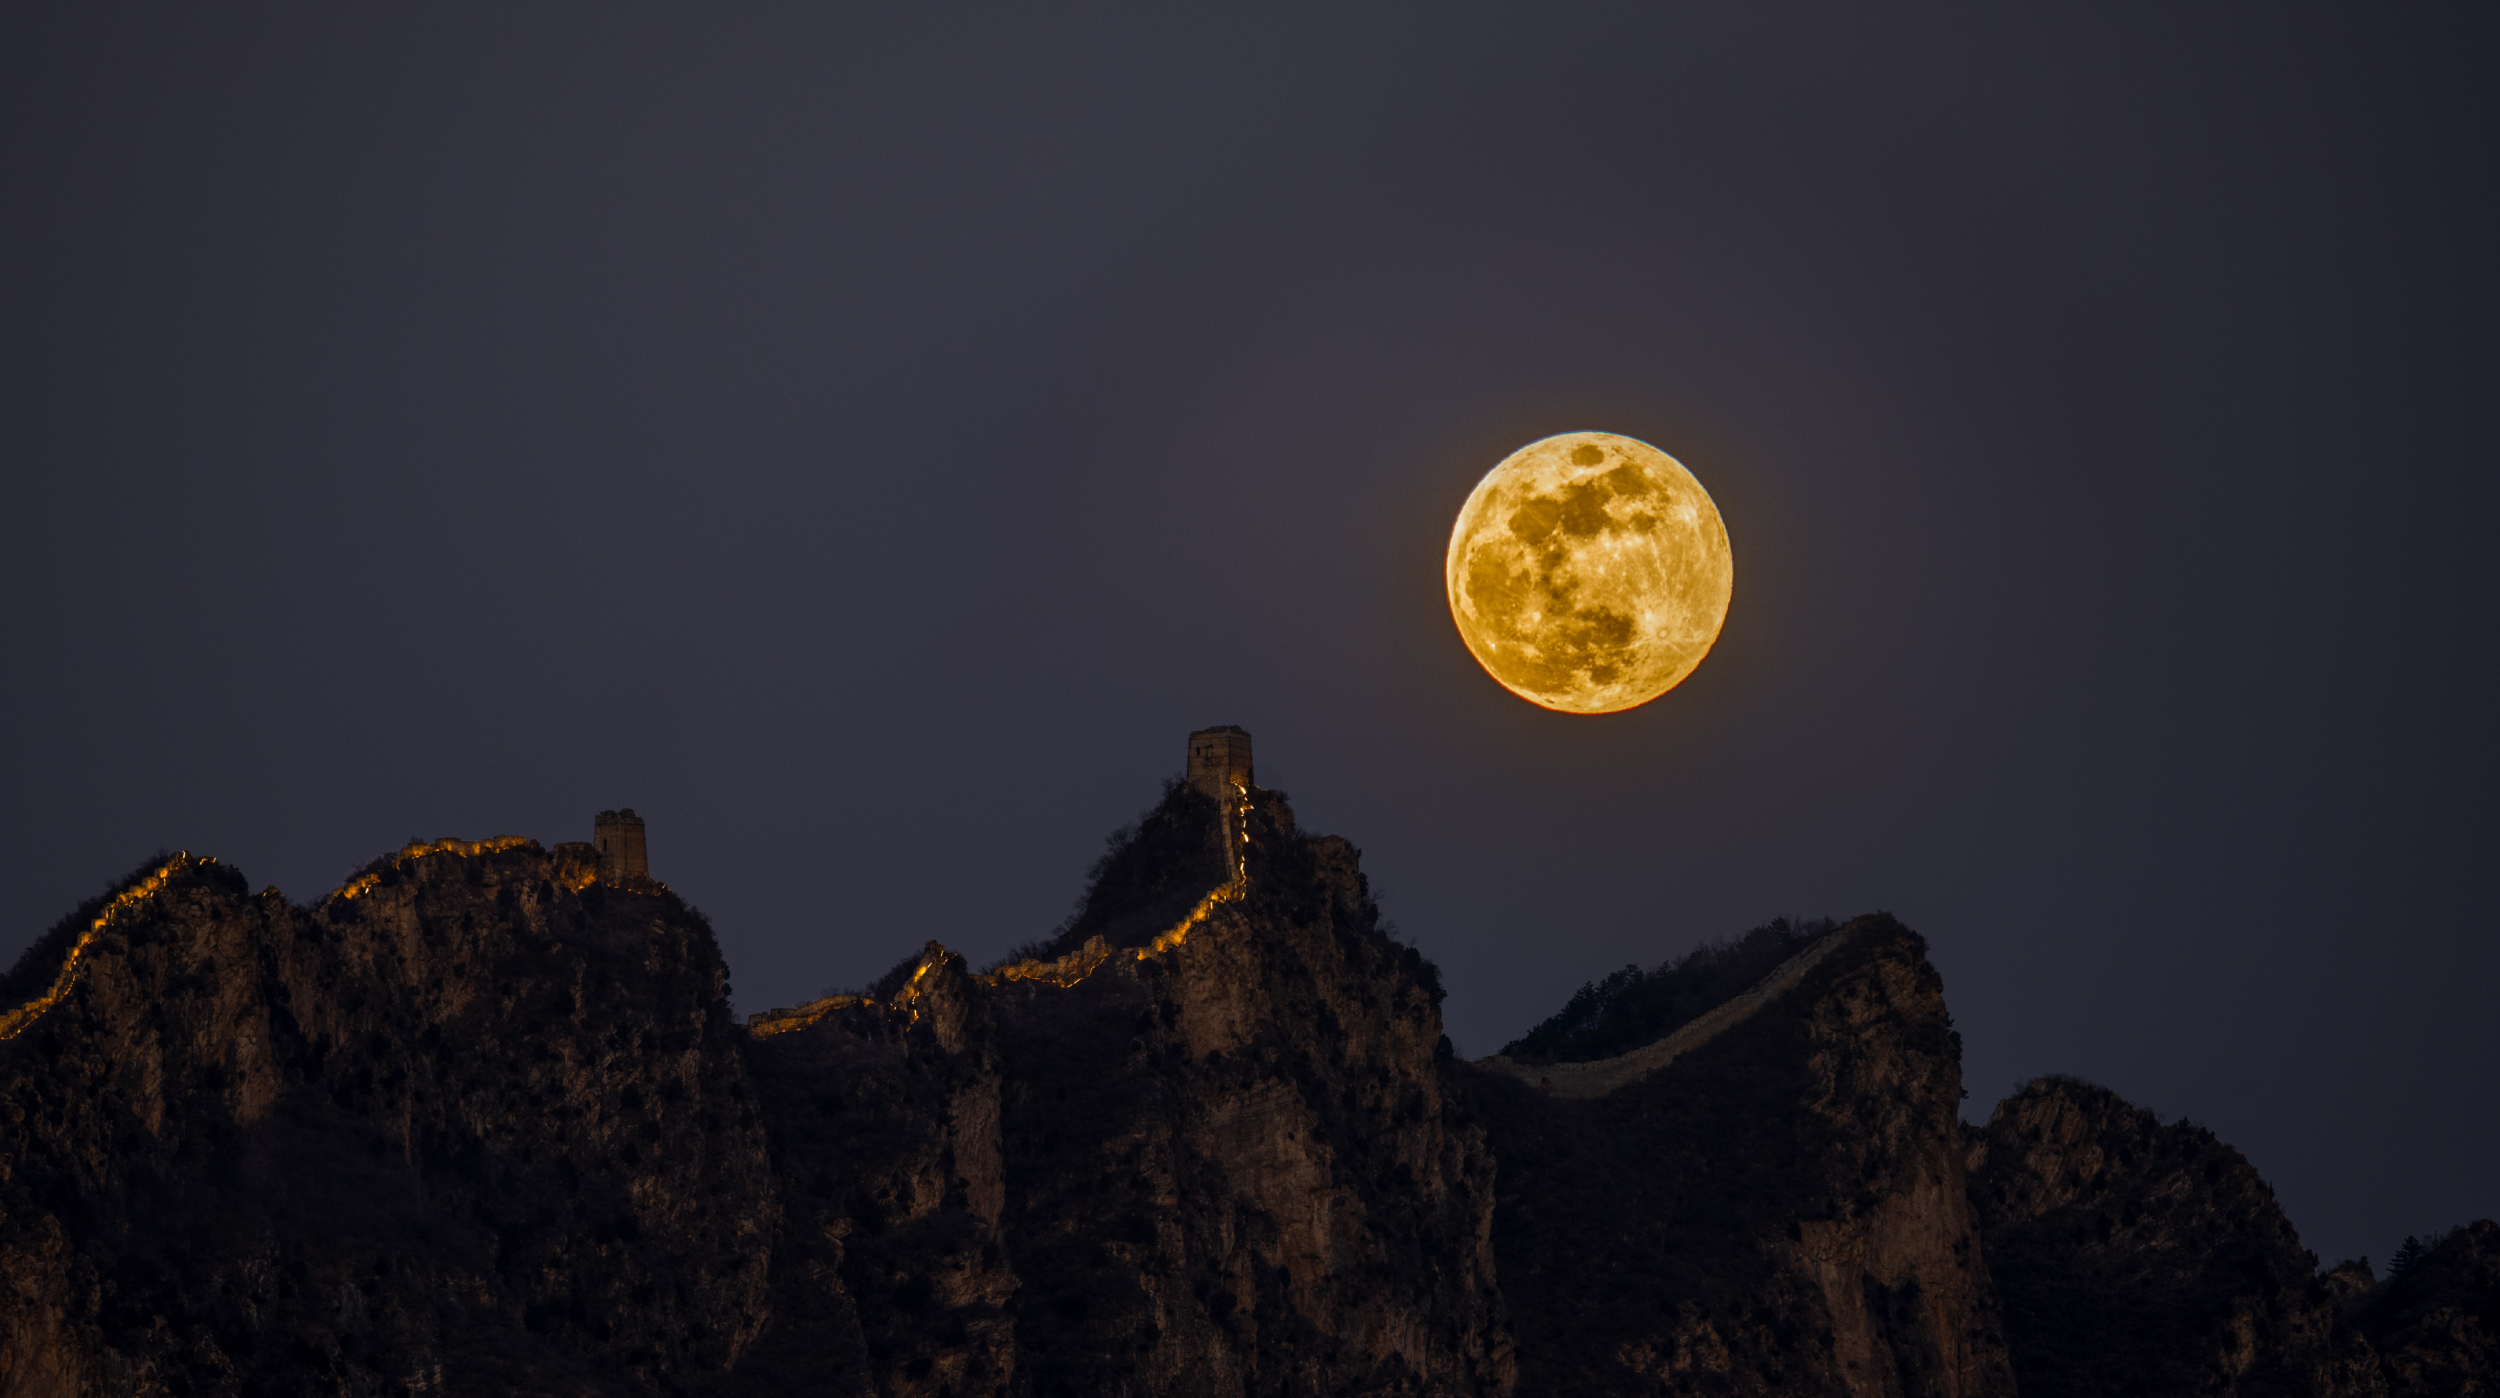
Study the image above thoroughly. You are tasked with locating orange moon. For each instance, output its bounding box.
[1445,431,1734,714]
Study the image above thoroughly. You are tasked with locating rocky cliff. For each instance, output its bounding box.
[1970,1081,2497,1398]
[2,780,2491,1397]
[730,780,1511,1398]
[1469,916,2015,1398]
[1967,1076,2379,1398]
[2345,1220,2500,1398]
[0,841,771,1396]
[0,780,1508,1397]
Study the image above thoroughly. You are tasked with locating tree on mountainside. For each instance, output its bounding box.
[2389,1235,2428,1281]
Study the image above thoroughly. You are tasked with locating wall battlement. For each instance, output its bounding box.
[0,854,206,1042]
[753,729,1261,1033]
[594,809,648,883]
[1187,725,1253,800]
[1473,925,1857,1099]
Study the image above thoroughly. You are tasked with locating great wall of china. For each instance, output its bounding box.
[0,854,203,1042]
[1469,923,1857,1097]
[3,727,1836,1096]
[747,729,1259,1036]
[0,818,667,1043]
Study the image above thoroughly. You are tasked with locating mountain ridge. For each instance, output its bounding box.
[1,769,2489,1397]
[1470,923,1858,1100]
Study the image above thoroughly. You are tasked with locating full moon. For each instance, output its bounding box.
[1445,431,1733,714]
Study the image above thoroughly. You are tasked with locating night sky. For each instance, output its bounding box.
[5,8,2493,1272]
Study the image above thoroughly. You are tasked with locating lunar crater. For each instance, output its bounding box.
[1446,431,1732,714]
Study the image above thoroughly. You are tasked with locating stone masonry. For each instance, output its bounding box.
[594,808,648,883]
[1186,725,1253,800]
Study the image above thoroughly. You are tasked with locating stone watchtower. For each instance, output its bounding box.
[1187,726,1254,800]
[594,808,648,883]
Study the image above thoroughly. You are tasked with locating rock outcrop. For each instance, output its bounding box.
[1966,1080,2499,1398]
[0,781,1509,1397]
[3,779,2491,1397]
[732,781,1512,1398]
[0,842,771,1396]
[1967,1076,2384,1398]
[1468,916,2017,1398]
[2346,1220,2500,1398]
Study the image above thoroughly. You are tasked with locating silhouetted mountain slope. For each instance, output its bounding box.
[1967,1076,2382,1398]
[0,843,769,1396]
[1,774,2490,1397]
[734,783,1510,1398]
[0,783,1508,1397]
[2347,1221,2500,1398]
[1494,917,1825,1067]
[1470,916,2015,1398]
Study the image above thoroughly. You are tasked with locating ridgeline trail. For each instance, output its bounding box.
[0,854,202,1042]
[8,791,1822,1094]
[0,835,627,1043]
[747,775,1258,1037]
[1468,924,1858,1098]
[0,782,1263,1051]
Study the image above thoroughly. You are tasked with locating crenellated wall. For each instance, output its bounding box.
[594,807,649,882]
[1186,725,1253,800]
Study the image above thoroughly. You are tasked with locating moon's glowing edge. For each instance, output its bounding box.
[1443,430,1734,715]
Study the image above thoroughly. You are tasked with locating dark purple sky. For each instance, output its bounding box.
[5,7,2493,1271]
